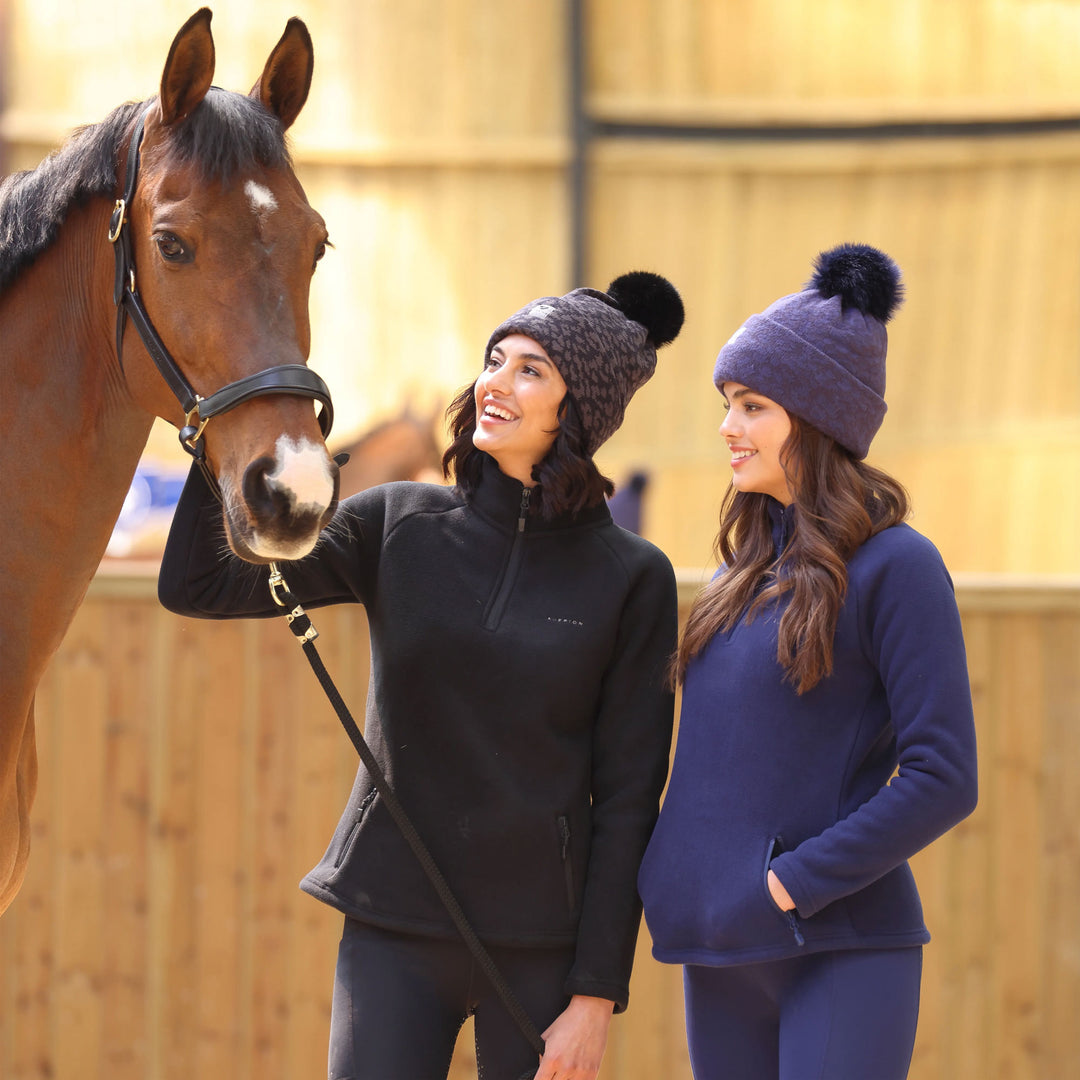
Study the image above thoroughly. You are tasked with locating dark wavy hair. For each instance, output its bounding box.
[675,416,910,693]
[442,382,613,519]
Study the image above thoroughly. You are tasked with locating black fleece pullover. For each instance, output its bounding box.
[158,455,677,1010]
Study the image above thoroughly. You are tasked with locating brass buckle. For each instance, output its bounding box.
[182,398,209,451]
[268,562,289,607]
[108,199,126,243]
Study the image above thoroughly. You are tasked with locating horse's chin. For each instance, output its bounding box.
[222,503,335,565]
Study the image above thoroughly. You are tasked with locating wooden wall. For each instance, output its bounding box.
[3,1,1079,574]
[3,9,1080,1070]
[587,0,1080,122]
[1,568,1078,1080]
[590,133,1080,574]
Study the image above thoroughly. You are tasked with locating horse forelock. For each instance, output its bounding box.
[152,88,291,183]
[0,89,292,296]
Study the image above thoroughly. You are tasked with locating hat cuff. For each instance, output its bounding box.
[713,315,886,458]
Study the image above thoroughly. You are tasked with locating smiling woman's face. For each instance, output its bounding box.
[719,382,794,505]
[472,334,567,486]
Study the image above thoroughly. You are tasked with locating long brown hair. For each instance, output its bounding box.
[675,417,909,693]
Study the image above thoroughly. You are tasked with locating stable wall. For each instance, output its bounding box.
[1,568,1078,1079]
[2,1,1079,571]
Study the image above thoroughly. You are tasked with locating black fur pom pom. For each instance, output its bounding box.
[607,271,684,347]
[807,244,903,322]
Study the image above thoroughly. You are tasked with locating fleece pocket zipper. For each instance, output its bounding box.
[558,815,575,912]
[335,788,377,868]
[764,836,805,947]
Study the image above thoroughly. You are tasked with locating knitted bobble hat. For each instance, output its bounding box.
[485,271,684,455]
[712,243,903,458]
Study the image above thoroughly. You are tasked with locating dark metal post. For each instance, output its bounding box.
[568,0,588,288]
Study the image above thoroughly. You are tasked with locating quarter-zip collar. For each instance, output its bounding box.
[767,497,796,557]
[468,452,612,534]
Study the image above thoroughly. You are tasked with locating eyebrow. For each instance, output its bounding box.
[491,346,554,367]
[729,387,757,400]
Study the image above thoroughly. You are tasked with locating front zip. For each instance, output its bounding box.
[481,487,531,631]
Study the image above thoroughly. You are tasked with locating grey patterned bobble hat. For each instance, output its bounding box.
[713,244,903,459]
[485,271,684,455]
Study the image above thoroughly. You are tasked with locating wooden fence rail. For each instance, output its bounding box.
[2,567,1078,1079]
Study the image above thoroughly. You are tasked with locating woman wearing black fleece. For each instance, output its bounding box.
[159,273,684,1080]
[638,246,978,1080]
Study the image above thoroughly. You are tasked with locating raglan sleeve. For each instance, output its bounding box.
[769,530,979,918]
[564,545,678,1011]
[157,460,387,619]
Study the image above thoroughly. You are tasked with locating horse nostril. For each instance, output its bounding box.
[242,455,291,520]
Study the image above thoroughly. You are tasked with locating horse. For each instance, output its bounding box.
[0,9,341,915]
[334,405,445,499]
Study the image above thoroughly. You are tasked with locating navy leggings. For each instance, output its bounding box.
[683,947,922,1080]
[328,917,575,1080]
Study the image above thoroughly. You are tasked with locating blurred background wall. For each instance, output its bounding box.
[3,0,1079,571]
[2,2,1079,1079]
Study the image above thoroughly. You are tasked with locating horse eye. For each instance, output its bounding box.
[155,234,188,262]
[313,241,327,270]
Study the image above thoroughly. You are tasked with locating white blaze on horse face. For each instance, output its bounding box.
[245,180,278,218]
[248,434,334,559]
[270,434,334,509]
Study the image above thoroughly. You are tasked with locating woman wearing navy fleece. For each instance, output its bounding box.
[637,244,978,1080]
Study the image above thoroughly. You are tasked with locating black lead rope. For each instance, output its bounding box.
[267,564,545,1073]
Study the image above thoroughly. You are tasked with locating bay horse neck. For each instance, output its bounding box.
[0,192,152,922]
[0,189,155,672]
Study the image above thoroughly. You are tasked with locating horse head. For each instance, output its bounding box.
[119,9,337,562]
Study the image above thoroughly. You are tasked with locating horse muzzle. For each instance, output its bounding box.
[222,436,339,563]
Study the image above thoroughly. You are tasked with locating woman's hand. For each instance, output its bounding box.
[767,868,796,912]
[534,994,614,1080]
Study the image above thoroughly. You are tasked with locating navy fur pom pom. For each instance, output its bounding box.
[607,271,684,347]
[808,243,903,322]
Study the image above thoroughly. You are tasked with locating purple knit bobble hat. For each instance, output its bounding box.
[485,271,684,455]
[713,243,904,458]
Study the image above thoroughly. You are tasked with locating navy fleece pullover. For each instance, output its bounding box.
[638,503,978,966]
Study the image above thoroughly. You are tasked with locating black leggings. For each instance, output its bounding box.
[328,917,576,1080]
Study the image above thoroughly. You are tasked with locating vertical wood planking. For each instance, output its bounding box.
[101,598,153,1080]
[4,573,1077,1080]
[50,602,107,1078]
[1039,615,1080,1075]
[990,614,1045,1079]
[194,616,247,1077]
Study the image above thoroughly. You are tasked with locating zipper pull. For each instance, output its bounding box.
[786,910,805,947]
[558,816,571,860]
[518,487,531,533]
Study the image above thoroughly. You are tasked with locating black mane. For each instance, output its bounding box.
[0,88,291,294]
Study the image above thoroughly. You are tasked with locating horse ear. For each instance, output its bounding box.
[159,8,215,126]
[251,18,314,131]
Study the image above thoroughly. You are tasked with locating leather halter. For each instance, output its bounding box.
[110,108,334,501]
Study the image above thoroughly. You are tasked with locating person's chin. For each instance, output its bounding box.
[473,429,496,452]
